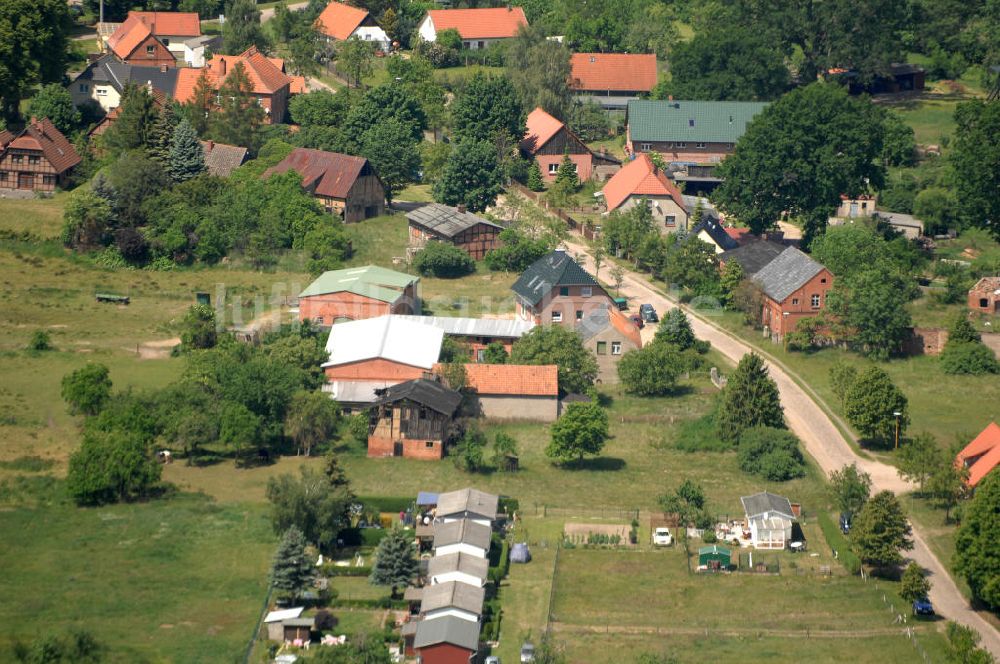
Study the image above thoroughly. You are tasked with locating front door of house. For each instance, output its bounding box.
[393,441,403,457]
[17,173,33,189]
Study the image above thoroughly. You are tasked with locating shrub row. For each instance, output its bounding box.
[325,565,373,577]
[817,511,861,575]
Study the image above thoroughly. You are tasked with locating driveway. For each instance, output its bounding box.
[564,238,1000,657]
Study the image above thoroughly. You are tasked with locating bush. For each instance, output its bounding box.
[27,330,52,352]
[737,426,806,481]
[412,241,475,278]
[702,530,717,544]
[941,341,1000,375]
[348,411,370,443]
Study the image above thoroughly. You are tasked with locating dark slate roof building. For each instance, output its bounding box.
[406,203,502,240]
[72,54,180,99]
[413,615,481,652]
[719,240,786,276]
[375,378,462,417]
[752,247,825,303]
[511,250,599,307]
[691,216,739,253]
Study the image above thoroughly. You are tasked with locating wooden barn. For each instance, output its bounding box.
[367,378,462,460]
[406,203,504,259]
[264,147,385,222]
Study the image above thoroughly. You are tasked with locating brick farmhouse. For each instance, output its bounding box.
[968,276,1000,314]
[512,250,616,326]
[0,118,81,192]
[520,107,620,182]
[752,247,834,342]
[600,152,689,232]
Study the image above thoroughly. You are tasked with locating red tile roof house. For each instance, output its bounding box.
[0,119,81,192]
[600,153,689,233]
[956,422,1000,489]
[968,276,1000,314]
[752,246,835,342]
[569,53,658,110]
[455,363,560,422]
[521,107,620,183]
[174,47,296,124]
[417,7,528,50]
[105,11,201,68]
[264,147,386,221]
[315,1,391,51]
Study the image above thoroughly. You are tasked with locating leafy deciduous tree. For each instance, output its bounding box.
[617,342,684,396]
[843,366,909,446]
[61,364,112,416]
[850,490,913,569]
[546,402,609,464]
[954,470,1000,611]
[284,390,340,456]
[829,463,872,516]
[511,325,598,394]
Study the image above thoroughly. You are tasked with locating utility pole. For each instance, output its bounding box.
[100,0,104,25]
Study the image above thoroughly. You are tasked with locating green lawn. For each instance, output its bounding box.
[0,493,274,663]
[433,64,505,88]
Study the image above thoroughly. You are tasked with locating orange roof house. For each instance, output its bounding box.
[449,363,559,422]
[520,107,620,182]
[0,118,81,192]
[418,7,527,48]
[105,11,201,67]
[600,153,689,232]
[957,422,1000,488]
[315,2,390,49]
[174,47,295,124]
[570,53,658,94]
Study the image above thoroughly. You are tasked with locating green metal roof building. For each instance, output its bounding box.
[698,544,733,570]
[626,100,769,144]
[298,265,418,302]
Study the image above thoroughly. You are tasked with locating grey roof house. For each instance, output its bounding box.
[414,615,481,652]
[719,240,786,277]
[427,552,489,586]
[70,54,179,113]
[691,216,739,254]
[419,580,485,618]
[201,141,248,177]
[752,247,826,304]
[435,488,499,524]
[432,518,493,554]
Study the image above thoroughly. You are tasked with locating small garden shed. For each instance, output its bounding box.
[698,545,732,571]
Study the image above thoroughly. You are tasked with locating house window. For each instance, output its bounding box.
[162,38,170,46]
[425,441,435,448]
[675,142,687,149]
[811,294,821,308]
[611,342,622,355]
[664,215,676,227]
[695,142,706,149]
[96,88,107,96]
[463,41,470,49]
[79,83,89,93]
[548,163,558,174]
[981,298,990,308]
[314,316,324,325]
[820,278,827,284]
[581,287,592,297]
[559,286,569,296]
[576,310,583,320]
[640,143,651,151]
[791,298,799,306]
[596,341,607,355]
[42,175,54,185]
[11,155,21,164]
[477,41,485,49]
[28,156,39,165]
[551,311,562,323]
[476,348,486,362]
[146,45,156,56]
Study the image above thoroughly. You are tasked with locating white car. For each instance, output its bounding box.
[652,527,673,546]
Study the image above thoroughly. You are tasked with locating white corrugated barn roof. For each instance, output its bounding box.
[322,315,444,369]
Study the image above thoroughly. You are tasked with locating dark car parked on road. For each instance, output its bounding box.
[639,303,658,323]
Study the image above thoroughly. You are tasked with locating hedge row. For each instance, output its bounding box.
[330,597,408,610]
[325,566,373,577]
[817,511,861,574]
[356,495,414,513]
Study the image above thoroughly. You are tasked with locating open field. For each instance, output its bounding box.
[548,547,951,660]
[0,493,274,663]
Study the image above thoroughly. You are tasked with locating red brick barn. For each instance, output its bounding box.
[968,277,1000,314]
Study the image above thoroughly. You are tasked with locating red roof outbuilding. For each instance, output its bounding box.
[569,53,658,93]
[264,147,374,199]
[315,1,370,40]
[457,363,559,397]
[957,422,1000,488]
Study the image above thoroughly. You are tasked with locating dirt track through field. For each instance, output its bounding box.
[564,238,1000,657]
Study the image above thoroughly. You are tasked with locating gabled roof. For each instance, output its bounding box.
[569,53,658,93]
[396,316,534,340]
[427,552,489,581]
[692,217,739,252]
[376,378,462,416]
[957,422,1000,488]
[201,141,248,177]
[0,118,81,174]
[414,615,480,651]
[436,488,499,520]
[719,240,785,276]
[74,54,180,98]
[110,21,155,59]
[264,607,305,623]
[511,250,599,307]
[458,363,559,397]
[406,203,502,239]
[520,107,566,155]
[420,580,485,615]
[969,277,1000,295]
[601,153,685,212]
[118,10,201,38]
[315,1,369,40]
[577,305,642,349]
[265,147,376,199]
[299,265,416,301]
[176,47,294,102]
[740,491,795,520]
[432,519,492,551]
[627,99,769,144]
[752,247,827,303]
[322,315,443,370]
[426,7,528,40]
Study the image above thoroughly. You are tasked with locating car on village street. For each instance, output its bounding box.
[913,597,935,616]
[652,527,673,546]
[520,642,536,662]
[630,313,644,329]
[639,303,659,323]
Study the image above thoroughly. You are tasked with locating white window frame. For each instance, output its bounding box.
[79,83,89,93]
[551,311,563,323]
[96,88,107,96]
[675,142,687,149]
[548,163,558,174]
[664,215,676,227]
[811,294,821,308]
[640,142,651,151]
[611,342,622,355]
[146,44,156,55]
[695,142,706,149]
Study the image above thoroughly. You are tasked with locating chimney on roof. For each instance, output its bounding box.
[218,57,226,75]
[456,204,467,214]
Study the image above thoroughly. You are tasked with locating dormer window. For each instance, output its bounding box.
[146,45,156,56]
